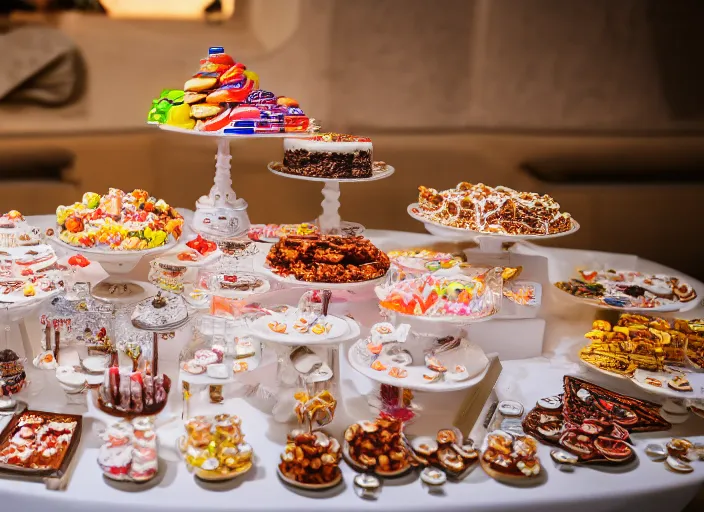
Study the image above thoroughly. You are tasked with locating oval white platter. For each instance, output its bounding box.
[407,203,580,241]
[252,316,360,347]
[631,369,704,399]
[577,356,632,381]
[347,343,492,393]
[0,283,61,306]
[179,354,262,385]
[1,244,57,272]
[251,312,350,343]
[267,162,395,183]
[555,287,697,313]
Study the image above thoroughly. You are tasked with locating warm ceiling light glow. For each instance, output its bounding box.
[99,0,235,20]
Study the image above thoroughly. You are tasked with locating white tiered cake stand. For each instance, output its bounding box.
[158,126,308,239]
[268,162,395,235]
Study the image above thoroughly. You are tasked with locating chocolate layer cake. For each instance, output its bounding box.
[266,235,389,283]
[283,134,373,179]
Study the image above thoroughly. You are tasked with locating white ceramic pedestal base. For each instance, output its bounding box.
[192,138,251,238]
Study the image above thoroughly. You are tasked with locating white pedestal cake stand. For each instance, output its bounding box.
[268,162,395,235]
[158,126,307,238]
[250,315,361,422]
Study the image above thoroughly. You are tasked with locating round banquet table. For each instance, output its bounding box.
[2,216,703,512]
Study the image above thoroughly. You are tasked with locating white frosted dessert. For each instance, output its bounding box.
[283,134,374,179]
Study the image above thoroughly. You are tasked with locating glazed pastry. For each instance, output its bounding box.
[344,417,410,475]
[279,430,341,486]
[579,314,694,376]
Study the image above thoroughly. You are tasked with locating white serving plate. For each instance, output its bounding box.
[252,316,360,347]
[380,306,498,325]
[251,312,350,343]
[631,369,704,399]
[347,342,492,393]
[158,124,310,138]
[407,203,580,241]
[157,241,222,269]
[276,465,342,490]
[552,278,699,315]
[557,289,691,313]
[257,263,386,291]
[267,162,395,183]
[577,356,631,381]
[1,244,57,271]
[207,273,271,299]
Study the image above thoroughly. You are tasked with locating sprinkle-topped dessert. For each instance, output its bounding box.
[417,182,572,235]
[283,133,373,179]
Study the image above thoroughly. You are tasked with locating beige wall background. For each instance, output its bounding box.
[1,0,704,278]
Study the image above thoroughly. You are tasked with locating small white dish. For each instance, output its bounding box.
[498,400,524,417]
[207,364,229,379]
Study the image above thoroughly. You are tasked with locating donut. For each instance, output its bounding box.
[190,103,225,119]
[184,76,217,92]
[184,92,207,104]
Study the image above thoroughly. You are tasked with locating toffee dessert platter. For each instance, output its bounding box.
[1,43,703,512]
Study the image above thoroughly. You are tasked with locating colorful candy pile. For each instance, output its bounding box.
[56,189,183,250]
[377,272,500,319]
[148,47,311,134]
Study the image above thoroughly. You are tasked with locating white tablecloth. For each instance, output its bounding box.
[2,218,703,512]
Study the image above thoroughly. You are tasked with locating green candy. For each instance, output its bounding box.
[147,89,185,124]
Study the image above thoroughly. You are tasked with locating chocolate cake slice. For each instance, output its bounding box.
[283,134,373,179]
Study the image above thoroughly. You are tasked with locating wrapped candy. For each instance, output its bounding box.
[130,373,144,414]
[108,366,120,402]
[143,374,155,408]
[119,369,132,411]
[377,268,502,319]
[147,89,186,124]
[154,375,167,405]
